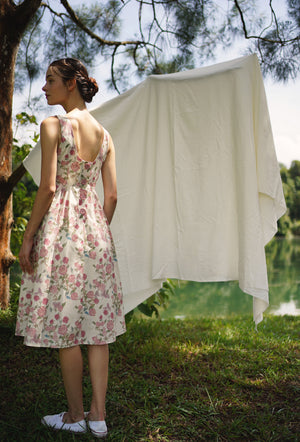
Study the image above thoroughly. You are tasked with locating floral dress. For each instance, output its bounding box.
[16,116,126,348]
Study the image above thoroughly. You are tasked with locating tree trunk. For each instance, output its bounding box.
[0,0,41,308]
[0,17,19,308]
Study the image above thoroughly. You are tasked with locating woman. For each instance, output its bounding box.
[16,58,126,437]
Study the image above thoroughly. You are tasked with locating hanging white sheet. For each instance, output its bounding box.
[23,54,286,325]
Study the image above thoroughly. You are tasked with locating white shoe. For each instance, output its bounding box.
[88,420,108,438]
[41,412,87,433]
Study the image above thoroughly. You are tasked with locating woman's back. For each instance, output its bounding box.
[55,115,108,191]
[65,110,104,163]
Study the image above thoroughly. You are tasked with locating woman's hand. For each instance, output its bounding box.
[19,235,34,274]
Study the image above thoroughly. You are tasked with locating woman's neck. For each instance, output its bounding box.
[62,93,86,113]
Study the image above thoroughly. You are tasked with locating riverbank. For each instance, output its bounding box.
[0,314,299,441]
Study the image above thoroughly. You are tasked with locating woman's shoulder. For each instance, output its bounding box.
[65,111,104,133]
[40,116,61,132]
[40,116,61,142]
[88,116,112,152]
[86,112,107,136]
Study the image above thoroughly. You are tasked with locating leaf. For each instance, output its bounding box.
[137,302,155,317]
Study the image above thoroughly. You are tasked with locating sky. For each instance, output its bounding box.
[90,62,300,168]
[263,78,300,167]
[13,0,300,167]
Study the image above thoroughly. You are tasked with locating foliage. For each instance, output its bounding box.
[14,0,300,99]
[278,160,300,237]
[291,220,300,236]
[255,0,300,82]
[10,113,39,301]
[12,114,39,254]
[15,1,122,95]
[134,279,177,320]
[0,314,299,440]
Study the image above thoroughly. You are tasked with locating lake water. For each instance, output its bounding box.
[160,238,300,319]
[10,238,299,319]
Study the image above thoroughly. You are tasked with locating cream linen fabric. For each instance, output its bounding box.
[23,55,286,325]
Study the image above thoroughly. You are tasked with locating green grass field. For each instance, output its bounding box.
[0,313,299,441]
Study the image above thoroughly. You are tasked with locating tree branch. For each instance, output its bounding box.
[8,163,27,192]
[40,1,69,19]
[60,0,145,48]
[234,0,300,45]
[0,163,26,213]
[110,46,120,94]
[3,0,42,43]
[14,0,42,26]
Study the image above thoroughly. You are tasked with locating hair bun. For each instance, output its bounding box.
[89,77,98,91]
[87,77,99,100]
[76,75,99,103]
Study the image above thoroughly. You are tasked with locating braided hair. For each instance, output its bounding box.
[49,58,99,103]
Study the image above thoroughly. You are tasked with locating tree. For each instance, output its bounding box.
[0,0,299,307]
[277,160,300,237]
[0,0,41,307]
[14,0,300,96]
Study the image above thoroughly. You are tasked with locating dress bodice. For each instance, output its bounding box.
[56,116,109,190]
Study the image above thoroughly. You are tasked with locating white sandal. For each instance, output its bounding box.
[87,419,108,438]
[41,412,87,433]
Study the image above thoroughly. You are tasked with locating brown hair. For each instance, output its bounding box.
[49,58,99,103]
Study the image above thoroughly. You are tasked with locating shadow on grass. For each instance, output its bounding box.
[0,315,299,441]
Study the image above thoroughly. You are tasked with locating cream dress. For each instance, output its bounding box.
[16,116,126,347]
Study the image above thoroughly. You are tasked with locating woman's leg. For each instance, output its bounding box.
[87,344,109,421]
[59,346,85,423]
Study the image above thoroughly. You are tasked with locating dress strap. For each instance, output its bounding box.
[55,115,73,141]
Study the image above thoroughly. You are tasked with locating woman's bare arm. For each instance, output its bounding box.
[101,135,117,225]
[19,117,59,273]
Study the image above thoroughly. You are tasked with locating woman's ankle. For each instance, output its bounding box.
[63,410,85,423]
[87,407,106,421]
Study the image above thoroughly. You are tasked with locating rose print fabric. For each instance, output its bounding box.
[16,116,126,347]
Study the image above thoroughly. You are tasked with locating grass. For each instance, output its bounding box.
[0,312,299,441]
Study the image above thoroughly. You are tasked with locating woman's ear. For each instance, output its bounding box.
[67,78,77,92]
